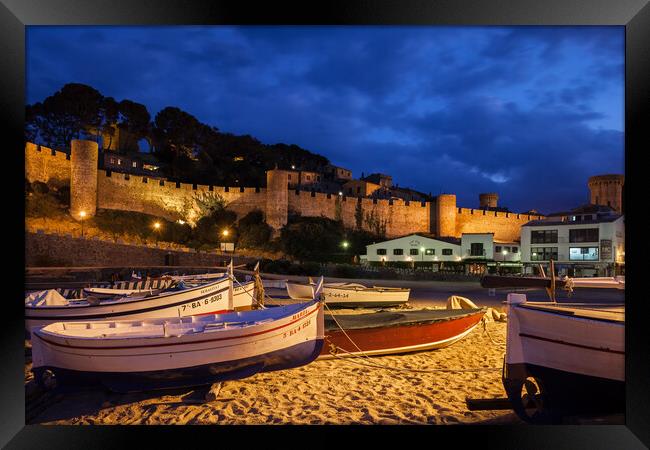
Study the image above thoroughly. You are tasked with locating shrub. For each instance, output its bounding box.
[162,221,192,244]
[52,185,70,205]
[25,192,64,218]
[93,210,166,241]
[192,216,221,245]
[280,216,345,262]
[237,210,272,248]
[32,181,49,194]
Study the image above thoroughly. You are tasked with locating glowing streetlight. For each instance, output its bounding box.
[153,222,161,245]
[502,250,508,255]
[222,229,230,237]
[338,191,343,196]
[341,241,349,249]
[79,210,86,238]
[291,165,296,170]
[177,219,185,225]
[420,246,425,263]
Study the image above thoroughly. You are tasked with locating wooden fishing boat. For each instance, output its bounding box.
[25,276,255,333]
[319,307,485,359]
[31,299,324,392]
[286,281,410,308]
[502,292,625,423]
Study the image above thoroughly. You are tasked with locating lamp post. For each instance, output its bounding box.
[222,229,232,255]
[79,210,86,238]
[153,222,161,246]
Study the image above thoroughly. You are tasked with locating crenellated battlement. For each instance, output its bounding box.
[25,140,542,241]
[457,207,543,221]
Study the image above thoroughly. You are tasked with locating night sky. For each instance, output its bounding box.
[26,26,624,214]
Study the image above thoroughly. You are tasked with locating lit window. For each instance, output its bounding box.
[132,161,137,168]
[425,249,435,255]
[117,159,122,165]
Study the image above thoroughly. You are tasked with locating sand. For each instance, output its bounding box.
[25,317,522,425]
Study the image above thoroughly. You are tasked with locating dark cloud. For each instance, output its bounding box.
[26,26,624,214]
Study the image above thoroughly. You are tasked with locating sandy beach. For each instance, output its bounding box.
[25,310,521,425]
[24,275,625,426]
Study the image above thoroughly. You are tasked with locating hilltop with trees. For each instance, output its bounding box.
[26,83,330,187]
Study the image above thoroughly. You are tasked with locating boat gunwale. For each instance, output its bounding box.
[25,277,231,311]
[33,301,321,349]
[325,308,486,331]
[517,303,625,324]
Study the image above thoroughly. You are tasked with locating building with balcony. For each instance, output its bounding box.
[520,204,624,277]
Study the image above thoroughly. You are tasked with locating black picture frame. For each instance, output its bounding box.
[2,0,648,447]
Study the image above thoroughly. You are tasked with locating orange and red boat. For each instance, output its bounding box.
[319,308,485,359]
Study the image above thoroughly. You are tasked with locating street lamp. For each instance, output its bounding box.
[222,229,229,237]
[153,222,161,245]
[79,210,86,238]
[420,246,425,263]
[342,241,349,249]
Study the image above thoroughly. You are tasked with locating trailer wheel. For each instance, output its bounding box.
[35,369,58,390]
[504,375,557,424]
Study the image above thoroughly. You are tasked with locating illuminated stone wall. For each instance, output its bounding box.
[455,208,544,242]
[24,142,72,186]
[25,141,543,241]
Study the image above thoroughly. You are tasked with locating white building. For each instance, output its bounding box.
[364,234,462,265]
[520,205,624,277]
[362,233,521,273]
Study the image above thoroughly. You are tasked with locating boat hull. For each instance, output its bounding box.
[33,339,323,393]
[286,282,410,308]
[503,294,625,422]
[319,309,484,359]
[31,301,324,392]
[26,279,256,333]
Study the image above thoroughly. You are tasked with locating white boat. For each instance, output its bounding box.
[169,272,226,281]
[286,281,410,308]
[502,292,624,423]
[25,276,256,333]
[31,299,324,392]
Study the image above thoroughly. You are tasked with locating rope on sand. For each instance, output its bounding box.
[324,302,502,374]
[480,317,506,347]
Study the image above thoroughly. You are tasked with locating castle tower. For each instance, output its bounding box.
[265,169,289,235]
[479,193,498,209]
[436,194,457,237]
[70,139,99,219]
[588,174,624,214]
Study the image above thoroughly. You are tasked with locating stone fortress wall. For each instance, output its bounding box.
[25,140,544,242]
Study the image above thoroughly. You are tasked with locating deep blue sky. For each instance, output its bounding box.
[26,26,624,214]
